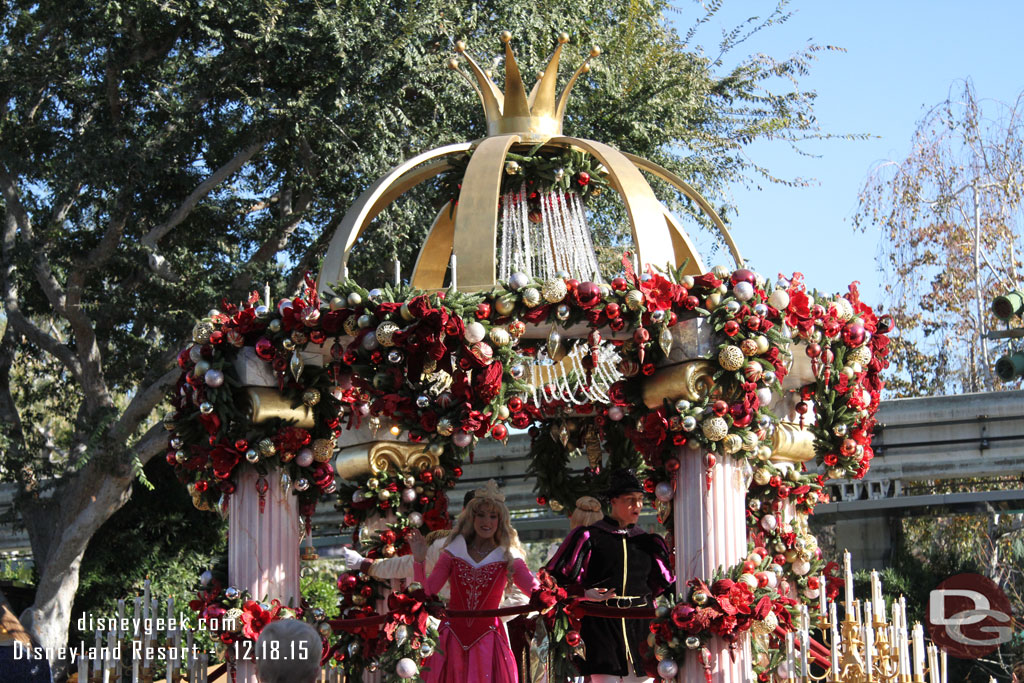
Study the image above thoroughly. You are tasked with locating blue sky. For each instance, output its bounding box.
[674,0,1024,306]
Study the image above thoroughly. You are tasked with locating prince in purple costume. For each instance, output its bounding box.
[545,469,674,682]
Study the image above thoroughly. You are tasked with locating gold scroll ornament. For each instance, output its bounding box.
[334,442,441,482]
[641,360,716,409]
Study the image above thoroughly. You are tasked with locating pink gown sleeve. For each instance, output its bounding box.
[510,557,540,594]
[416,549,453,595]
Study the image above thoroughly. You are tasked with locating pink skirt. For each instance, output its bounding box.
[420,621,518,683]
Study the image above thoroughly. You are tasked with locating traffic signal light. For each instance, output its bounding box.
[992,290,1024,320]
[995,351,1024,381]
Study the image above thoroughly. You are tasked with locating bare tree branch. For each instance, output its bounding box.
[141,138,271,248]
[228,188,314,295]
[106,365,179,446]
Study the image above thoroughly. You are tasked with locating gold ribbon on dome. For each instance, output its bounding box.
[769,422,817,464]
[247,387,315,428]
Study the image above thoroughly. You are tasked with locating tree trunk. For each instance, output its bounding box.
[18,459,136,682]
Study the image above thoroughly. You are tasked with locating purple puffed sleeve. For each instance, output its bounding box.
[544,526,593,586]
[645,533,675,596]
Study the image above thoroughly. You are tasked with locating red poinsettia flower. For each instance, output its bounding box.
[210,442,241,479]
[639,271,683,311]
[240,600,272,640]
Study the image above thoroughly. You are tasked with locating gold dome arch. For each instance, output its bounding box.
[316,35,744,294]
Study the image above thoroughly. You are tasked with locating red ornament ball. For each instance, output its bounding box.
[576,171,590,186]
[723,320,740,337]
[611,277,628,291]
[420,470,434,483]
[643,479,656,493]
[665,458,681,473]
[536,496,547,506]
[712,400,729,416]
[338,573,358,593]
[565,630,582,647]
[476,302,492,319]
[730,268,757,285]
[491,424,508,440]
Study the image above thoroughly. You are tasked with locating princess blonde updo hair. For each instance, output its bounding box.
[569,495,604,529]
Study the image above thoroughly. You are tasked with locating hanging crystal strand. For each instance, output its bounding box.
[500,191,512,280]
[559,191,586,278]
[570,192,602,281]
[550,191,571,275]
[518,183,533,277]
[539,192,557,280]
[555,192,577,277]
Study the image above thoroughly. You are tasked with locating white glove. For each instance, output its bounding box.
[341,546,365,569]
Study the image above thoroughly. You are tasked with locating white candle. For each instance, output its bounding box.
[871,569,884,621]
[913,623,926,676]
[450,254,457,290]
[800,628,809,676]
[819,573,828,618]
[830,601,840,674]
[393,257,401,286]
[264,282,271,308]
[786,630,795,677]
[855,599,862,625]
[928,644,939,683]
[843,550,855,609]
[941,649,947,683]
[864,601,875,675]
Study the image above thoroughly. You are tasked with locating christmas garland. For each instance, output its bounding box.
[438,145,609,209]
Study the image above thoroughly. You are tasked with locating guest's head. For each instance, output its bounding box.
[569,496,603,529]
[254,619,323,683]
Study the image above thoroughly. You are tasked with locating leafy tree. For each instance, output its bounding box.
[855,80,1024,396]
[0,0,840,677]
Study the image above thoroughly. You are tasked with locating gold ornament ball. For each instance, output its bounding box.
[722,433,743,455]
[756,445,772,461]
[312,438,334,462]
[625,290,644,311]
[302,388,321,407]
[750,612,779,637]
[505,160,521,175]
[589,45,602,57]
[542,278,568,303]
[558,31,570,44]
[833,297,854,321]
[267,319,282,333]
[500,30,512,43]
[848,345,872,366]
[754,335,770,355]
[454,40,467,53]
[494,297,516,316]
[742,431,759,451]
[753,468,771,486]
[257,438,276,456]
[522,287,542,308]
[351,594,366,606]
[489,327,511,347]
[701,416,729,441]
[375,321,400,347]
[549,499,564,513]
[343,315,359,337]
[330,296,345,311]
[718,345,745,371]
[192,321,215,345]
[436,418,454,436]
[691,590,709,606]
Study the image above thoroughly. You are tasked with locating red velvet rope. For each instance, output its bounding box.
[327,600,656,632]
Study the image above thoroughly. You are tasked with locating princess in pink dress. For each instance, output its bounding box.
[410,480,538,683]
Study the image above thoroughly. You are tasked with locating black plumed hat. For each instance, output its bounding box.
[604,468,644,499]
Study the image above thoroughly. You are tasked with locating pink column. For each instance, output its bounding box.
[672,442,751,682]
[229,468,301,682]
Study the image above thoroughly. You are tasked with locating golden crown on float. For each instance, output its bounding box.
[316,31,743,295]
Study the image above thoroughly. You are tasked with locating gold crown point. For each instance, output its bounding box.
[582,63,591,73]
[558,32,570,44]
[454,40,467,53]
[500,30,512,44]
[447,58,460,70]
[485,69,493,79]
[537,71,545,80]
[590,45,602,57]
